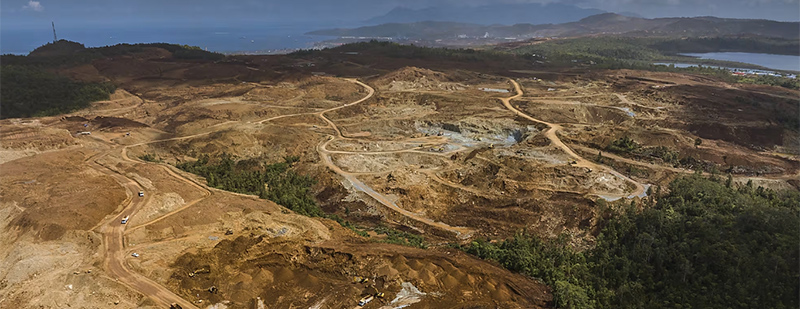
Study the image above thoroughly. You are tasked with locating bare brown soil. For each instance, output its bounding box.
[2,46,797,308]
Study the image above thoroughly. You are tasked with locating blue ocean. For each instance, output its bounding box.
[0,23,343,55]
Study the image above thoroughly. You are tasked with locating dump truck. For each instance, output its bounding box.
[138,191,144,197]
[358,295,373,306]
[121,216,130,224]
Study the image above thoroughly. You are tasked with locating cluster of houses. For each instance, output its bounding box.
[730,69,797,79]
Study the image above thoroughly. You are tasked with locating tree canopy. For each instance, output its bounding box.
[1,65,115,118]
[463,175,799,308]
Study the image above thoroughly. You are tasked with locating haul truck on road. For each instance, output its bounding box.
[357,292,384,306]
[121,216,130,224]
[358,296,373,306]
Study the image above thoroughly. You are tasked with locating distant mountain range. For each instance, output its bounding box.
[364,3,608,25]
[310,13,800,40]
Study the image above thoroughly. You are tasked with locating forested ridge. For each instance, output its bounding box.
[294,40,516,63]
[0,65,115,118]
[461,175,799,308]
[1,40,225,119]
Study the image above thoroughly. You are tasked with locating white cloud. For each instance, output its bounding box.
[22,1,44,12]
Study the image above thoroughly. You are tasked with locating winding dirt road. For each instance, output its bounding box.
[316,79,474,238]
[88,150,198,309]
[83,78,475,307]
[29,73,794,308]
[500,79,646,198]
[81,117,244,308]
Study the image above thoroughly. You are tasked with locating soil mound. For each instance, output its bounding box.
[375,67,466,91]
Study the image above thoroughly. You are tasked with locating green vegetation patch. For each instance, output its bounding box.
[177,153,322,217]
[1,65,115,118]
[374,225,427,249]
[176,153,427,248]
[2,40,224,68]
[737,73,800,89]
[606,136,640,153]
[139,153,162,163]
[509,36,799,63]
[605,136,680,166]
[294,40,515,62]
[461,175,799,308]
[1,40,224,119]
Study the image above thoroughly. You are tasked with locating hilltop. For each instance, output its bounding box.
[365,3,606,25]
[310,13,800,40]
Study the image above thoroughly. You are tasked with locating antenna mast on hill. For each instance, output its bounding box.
[52,22,58,42]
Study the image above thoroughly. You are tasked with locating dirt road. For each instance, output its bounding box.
[316,79,474,238]
[500,79,646,198]
[88,151,198,309]
[82,78,469,307]
[573,144,800,182]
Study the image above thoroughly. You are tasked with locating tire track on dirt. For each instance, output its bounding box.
[316,79,474,239]
[87,150,198,309]
[500,79,646,199]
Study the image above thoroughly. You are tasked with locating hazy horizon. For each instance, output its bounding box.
[2,0,798,54]
[3,0,798,28]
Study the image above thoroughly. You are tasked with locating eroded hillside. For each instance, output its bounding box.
[1,43,797,309]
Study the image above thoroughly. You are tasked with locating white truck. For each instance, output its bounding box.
[121,216,130,224]
[358,296,373,306]
[138,191,144,197]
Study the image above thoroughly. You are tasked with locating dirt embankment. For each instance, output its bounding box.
[169,237,551,309]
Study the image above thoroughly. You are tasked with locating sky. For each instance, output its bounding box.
[2,0,799,29]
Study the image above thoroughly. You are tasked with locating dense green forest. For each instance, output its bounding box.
[1,40,224,68]
[1,65,115,118]
[1,40,224,119]
[509,37,799,62]
[295,40,515,63]
[177,153,323,217]
[461,175,799,308]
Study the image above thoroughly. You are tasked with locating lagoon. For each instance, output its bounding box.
[680,52,800,72]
